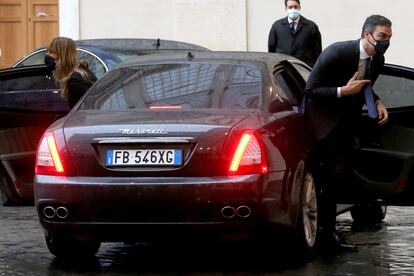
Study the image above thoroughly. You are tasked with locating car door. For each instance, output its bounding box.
[345,64,414,205]
[0,65,69,201]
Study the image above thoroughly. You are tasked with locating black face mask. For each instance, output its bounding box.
[44,54,56,70]
[369,34,390,55]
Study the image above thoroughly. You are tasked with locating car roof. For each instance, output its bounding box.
[113,51,300,71]
[75,38,210,52]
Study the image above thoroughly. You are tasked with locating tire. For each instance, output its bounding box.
[350,203,387,225]
[45,234,101,258]
[295,170,319,253]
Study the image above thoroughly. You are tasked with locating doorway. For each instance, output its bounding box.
[0,0,59,68]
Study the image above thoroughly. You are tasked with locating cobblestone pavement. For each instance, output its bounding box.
[1,206,414,275]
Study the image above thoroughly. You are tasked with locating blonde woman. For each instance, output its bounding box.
[44,37,97,108]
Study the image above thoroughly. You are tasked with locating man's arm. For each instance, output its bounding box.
[304,46,339,97]
[312,25,322,65]
[268,24,277,53]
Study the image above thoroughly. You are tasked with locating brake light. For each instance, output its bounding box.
[148,105,182,110]
[228,130,268,175]
[35,132,65,175]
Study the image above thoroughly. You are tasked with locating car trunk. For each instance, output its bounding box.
[62,110,251,177]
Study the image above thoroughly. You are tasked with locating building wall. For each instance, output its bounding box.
[60,0,414,67]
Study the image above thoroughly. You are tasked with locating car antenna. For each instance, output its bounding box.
[153,38,161,50]
[187,52,194,61]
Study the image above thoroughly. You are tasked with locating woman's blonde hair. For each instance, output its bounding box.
[47,37,92,97]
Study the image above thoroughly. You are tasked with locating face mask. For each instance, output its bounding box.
[287,8,300,21]
[44,54,56,70]
[369,34,390,55]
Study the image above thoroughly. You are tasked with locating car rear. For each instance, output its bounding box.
[34,60,277,242]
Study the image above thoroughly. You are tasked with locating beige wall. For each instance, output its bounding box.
[251,0,414,68]
[72,0,414,67]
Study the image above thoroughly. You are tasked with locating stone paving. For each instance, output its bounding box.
[1,206,414,275]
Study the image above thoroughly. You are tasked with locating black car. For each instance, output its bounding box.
[0,38,210,205]
[33,52,414,257]
[13,38,210,79]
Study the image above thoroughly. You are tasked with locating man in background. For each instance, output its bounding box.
[268,0,322,67]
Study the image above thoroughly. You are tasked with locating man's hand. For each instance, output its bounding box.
[341,72,371,96]
[376,100,388,125]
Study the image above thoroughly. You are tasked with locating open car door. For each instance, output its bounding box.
[0,65,69,204]
[343,64,414,206]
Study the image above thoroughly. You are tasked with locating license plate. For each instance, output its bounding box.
[106,149,182,166]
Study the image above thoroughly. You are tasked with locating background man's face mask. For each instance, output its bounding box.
[287,8,300,21]
[44,54,56,70]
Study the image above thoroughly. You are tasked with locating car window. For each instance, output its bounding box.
[80,63,263,111]
[273,69,304,107]
[373,74,414,108]
[0,73,68,112]
[15,49,107,79]
[16,50,46,66]
[77,50,107,79]
[0,74,56,91]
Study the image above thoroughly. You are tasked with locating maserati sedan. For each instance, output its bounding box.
[13,38,210,79]
[34,52,414,257]
[0,38,209,205]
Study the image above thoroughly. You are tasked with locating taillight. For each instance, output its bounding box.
[35,132,65,175]
[228,130,268,175]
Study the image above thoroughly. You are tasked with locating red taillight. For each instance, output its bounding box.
[148,105,182,110]
[35,132,65,175]
[228,130,268,175]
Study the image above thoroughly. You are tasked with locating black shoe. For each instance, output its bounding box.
[333,232,357,250]
[320,232,358,253]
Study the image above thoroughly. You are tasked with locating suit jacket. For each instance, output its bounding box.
[304,39,385,140]
[268,16,322,67]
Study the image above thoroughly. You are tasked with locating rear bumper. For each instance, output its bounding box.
[34,174,273,241]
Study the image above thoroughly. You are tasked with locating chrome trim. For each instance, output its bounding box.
[77,48,109,72]
[221,206,236,219]
[236,205,252,218]
[43,206,56,219]
[56,206,68,219]
[12,47,109,73]
[94,137,193,144]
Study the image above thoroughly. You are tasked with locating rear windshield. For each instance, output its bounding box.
[79,63,263,110]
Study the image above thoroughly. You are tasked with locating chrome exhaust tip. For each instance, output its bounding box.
[56,206,68,219]
[236,205,251,218]
[221,206,236,219]
[43,206,56,219]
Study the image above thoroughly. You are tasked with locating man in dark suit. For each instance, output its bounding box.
[304,15,392,250]
[268,0,321,67]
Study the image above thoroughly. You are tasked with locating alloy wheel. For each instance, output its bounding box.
[302,172,318,248]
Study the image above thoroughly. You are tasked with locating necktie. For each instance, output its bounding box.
[362,59,378,119]
[290,22,295,34]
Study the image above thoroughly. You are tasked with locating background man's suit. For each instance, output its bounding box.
[268,16,322,67]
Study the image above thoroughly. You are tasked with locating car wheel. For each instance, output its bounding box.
[295,170,319,253]
[45,234,101,258]
[0,172,16,206]
[350,203,387,225]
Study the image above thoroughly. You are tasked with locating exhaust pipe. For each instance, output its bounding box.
[236,205,252,218]
[56,206,68,219]
[221,206,236,219]
[43,206,56,219]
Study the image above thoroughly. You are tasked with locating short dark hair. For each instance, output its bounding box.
[285,0,300,7]
[361,15,392,38]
